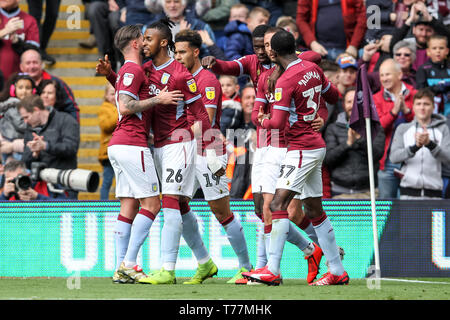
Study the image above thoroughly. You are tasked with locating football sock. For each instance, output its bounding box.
[161,197,183,271]
[298,215,320,245]
[181,210,210,264]
[114,214,133,270]
[264,224,272,262]
[123,208,155,267]
[312,212,345,276]
[267,212,290,276]
[256,221,267,269]
[286,221,312,254]
[222,214,252,270]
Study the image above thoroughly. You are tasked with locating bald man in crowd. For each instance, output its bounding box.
[373,59,416,199]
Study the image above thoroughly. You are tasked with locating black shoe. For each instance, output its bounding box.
[42,51,56,65]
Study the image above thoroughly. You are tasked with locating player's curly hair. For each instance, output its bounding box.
[174,29,202,49]
[147,16,176,53]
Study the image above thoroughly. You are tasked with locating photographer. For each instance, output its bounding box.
[18,95,79,199]
[0,159,67,200]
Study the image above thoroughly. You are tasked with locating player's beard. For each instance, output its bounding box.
[140,47,147,60]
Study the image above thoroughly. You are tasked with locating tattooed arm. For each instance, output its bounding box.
[118,87,184,115]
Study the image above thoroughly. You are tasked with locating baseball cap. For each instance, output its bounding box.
[337,55,358,69]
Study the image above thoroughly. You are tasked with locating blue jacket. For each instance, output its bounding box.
[223,20,253,61]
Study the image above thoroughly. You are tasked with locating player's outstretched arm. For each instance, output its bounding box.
[118,87,184,115]
[201,56,217,69]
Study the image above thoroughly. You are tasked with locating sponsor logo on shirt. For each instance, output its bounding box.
[123,73,134,86]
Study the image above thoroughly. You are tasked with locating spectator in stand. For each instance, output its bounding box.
[359,31,393,75]
[223,6,270,61]
[0,73,35,163]
[336,55,358,96]
[197,0,237,38]
[296,0,367,60]
[374,58,416,199]
[390,88,450,199]
[150,0,216,58]
[276,16,307,51]
[240,0,283,27]
[361,39,417,93]
[324,87,386,199]
[19,47,79,122]
[215,3,249,54]
[18,95,80,199]
[197,29,227,61]
[319,59,341,128]
[392,0,414,29]
[83,1,123,73]
[98,83,117,201]
[119,0,155,25]
[219,75,242,136]
[389,0,450,71]
[0,0,40,81]
[37,79,71,116]
[26,0,61,65]
[229,84,256,199]
[0,159,68,200]
[425,0,450,26]
[416,34,450,116]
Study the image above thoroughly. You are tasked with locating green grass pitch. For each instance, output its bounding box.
[1,277,449,300]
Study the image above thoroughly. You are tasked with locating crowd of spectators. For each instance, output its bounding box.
[1,0,450,200]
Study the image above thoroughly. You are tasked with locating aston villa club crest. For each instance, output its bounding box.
[187,79,197,93]
[205,87,215,100]
[161,72,170,85]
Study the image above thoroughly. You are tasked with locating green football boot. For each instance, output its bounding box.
[226,267,249,284]
[138,267,176,284]
[183,259,218,284]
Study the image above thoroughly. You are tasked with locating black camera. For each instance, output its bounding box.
[11,174,32,192]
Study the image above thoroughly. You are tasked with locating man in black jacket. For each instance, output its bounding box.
[324,87,386,198]
[17,95,80,198]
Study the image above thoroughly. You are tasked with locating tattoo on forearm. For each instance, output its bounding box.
[119,94,160,114]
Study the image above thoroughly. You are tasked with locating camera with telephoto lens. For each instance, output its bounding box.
[11,174,32,192]
[30,162,100,193]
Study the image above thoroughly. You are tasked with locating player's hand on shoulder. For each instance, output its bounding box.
[201,56,216,69]
[156,86,184,105]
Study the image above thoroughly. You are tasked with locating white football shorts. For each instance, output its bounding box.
[251,146,269,194]
[275,148,326,199]
[192,152,229,201]
[153,140,196,197]
[108,144,160,199]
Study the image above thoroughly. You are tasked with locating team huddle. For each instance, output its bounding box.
[99,18,348,287]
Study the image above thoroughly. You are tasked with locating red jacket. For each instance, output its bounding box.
[296,0,367,48]
[373,82,416,170]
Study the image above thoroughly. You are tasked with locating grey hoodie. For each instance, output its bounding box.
[389,113,450,191]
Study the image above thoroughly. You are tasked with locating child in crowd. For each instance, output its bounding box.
[0,73,36,162]
[416,34,450,116]
[219,75,242,136]
[223,6,270,61]
[97,83,118,200]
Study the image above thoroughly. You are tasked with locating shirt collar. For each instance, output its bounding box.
[285,58,302,71]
